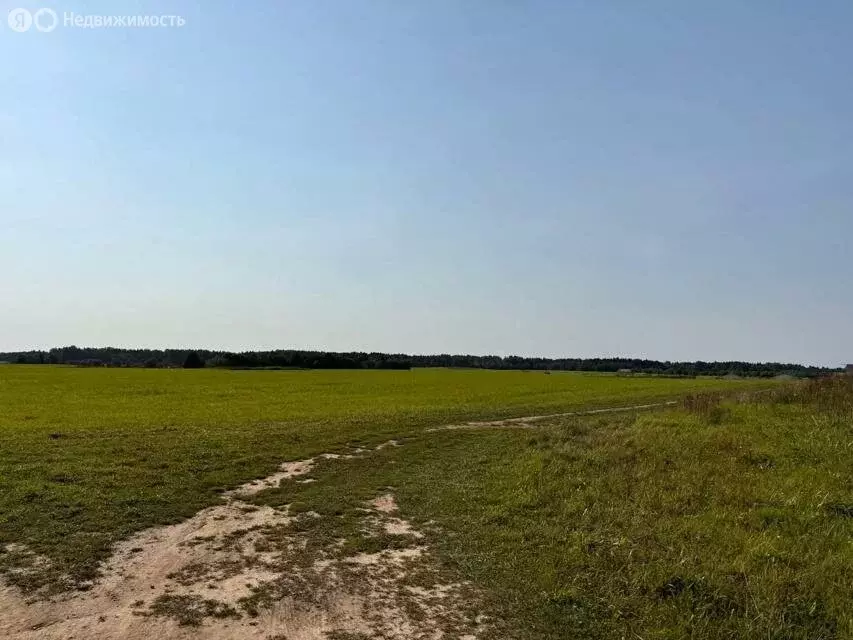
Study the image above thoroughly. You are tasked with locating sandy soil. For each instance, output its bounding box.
[0,402,694,639]
[0,440,483,640]
[427,400,678,431]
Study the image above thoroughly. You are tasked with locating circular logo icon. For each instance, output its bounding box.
[33,7,57,32]
[8,8,33,32]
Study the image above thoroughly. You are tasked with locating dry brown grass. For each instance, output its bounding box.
[766,375,853,413]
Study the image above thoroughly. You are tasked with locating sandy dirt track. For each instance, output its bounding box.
[1,402,686,639]
[1,440,482,640]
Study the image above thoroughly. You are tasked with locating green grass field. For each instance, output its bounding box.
[255,384,852,639]
[4,365,846,639]
[0,366,768,591]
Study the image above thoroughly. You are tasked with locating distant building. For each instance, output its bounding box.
[846,364,853,377]
[616,368,632,376]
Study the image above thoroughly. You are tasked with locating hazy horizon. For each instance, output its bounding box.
[3,1,851,367]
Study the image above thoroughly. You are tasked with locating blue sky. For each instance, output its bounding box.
[2,1,851,365]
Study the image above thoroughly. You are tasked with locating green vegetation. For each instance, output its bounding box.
[248,377,853,639]
[3,365,849,637]
[145,594,239,626]
[1,345,834,377]
[0,365,769,593]
[5,366,853,640]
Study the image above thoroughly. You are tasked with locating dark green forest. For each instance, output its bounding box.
[0,346,836,378]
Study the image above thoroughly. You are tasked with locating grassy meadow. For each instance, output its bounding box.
[0,365,768,592]
[3,364,841,639]
[249,379,853,639]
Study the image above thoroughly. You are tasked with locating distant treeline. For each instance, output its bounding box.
[0,346,836,378]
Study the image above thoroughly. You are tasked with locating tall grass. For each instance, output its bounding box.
[767,375,853,412]
[236,382,853,639]
[681,376,853,422]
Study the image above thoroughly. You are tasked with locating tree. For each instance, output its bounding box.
[182,351,204,369]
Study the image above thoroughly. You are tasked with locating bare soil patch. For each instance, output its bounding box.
[0,441,485,639]
[427,400,678,431]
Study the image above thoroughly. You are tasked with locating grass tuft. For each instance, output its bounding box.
[146,594,239,626]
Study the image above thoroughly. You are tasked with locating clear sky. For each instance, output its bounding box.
[2,1,851,365]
